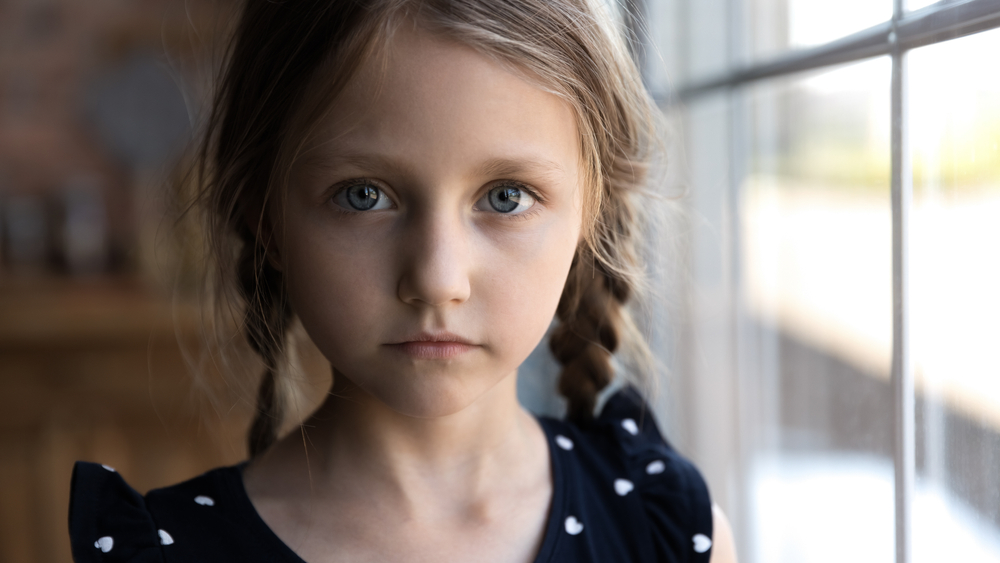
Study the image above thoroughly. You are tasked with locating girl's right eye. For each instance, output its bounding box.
[331,181,394,212]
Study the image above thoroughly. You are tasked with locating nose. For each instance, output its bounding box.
[397,209,472,307]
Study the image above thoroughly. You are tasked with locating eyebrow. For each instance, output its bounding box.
[301,150,567,184]
[472,156,567,183]
[303,152,418,179]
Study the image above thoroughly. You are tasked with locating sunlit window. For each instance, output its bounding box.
[909,27,1000,562]
[787,0,892,47]
[649,1,1000,562]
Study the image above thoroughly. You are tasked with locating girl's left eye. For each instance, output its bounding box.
[475,183,537,215]
[331,181,394,212]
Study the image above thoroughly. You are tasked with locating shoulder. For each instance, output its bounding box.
[539,387,715,562]
[69,461,285,563]
[69,461,167,562]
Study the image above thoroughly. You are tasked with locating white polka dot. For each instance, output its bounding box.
[101,465,115,472]
[693,533,712,553]
[94,536,113,553]
[621,418,639,435]
[564,515,584,535]
[646,460,666,475]
[613,478,634,496]
[158,529,174,546]
[194,495,215,506]
[555,435,574,450]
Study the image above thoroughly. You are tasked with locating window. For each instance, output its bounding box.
[639,1,1000,562]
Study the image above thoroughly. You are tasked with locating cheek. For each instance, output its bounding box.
[280,219,393,362]
[478,217,580,366]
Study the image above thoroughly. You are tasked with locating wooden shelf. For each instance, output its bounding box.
[0,276,197,348]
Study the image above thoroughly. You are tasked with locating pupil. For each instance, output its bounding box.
[489,187,520,213]
[347,185,379,210]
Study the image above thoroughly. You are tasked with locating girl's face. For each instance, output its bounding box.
[280,25,583,418]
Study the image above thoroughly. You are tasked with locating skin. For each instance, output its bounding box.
[243,21,737,563]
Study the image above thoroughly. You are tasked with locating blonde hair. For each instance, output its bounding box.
[192,0,662,457]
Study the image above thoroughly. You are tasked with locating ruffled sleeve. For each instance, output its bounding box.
[69,462,166,563]
[598,387,715,562]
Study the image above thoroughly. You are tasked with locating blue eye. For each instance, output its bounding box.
[346,184,379,210]
[332,181,393,212]
[478,184,536,214]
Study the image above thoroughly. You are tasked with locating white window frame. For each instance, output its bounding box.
[632,1,1000,562]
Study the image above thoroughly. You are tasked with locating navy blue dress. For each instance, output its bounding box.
[69,388,714,562]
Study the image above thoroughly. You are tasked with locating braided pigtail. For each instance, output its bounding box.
[236,231,292,458]
[550,246,633,424]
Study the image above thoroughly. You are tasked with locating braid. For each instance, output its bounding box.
[237,234,292,458]
[550,250,632,424]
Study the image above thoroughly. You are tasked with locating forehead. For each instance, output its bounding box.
[299,23,582,184]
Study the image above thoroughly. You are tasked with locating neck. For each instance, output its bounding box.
[248,368,548,521]
[317,370,530,472]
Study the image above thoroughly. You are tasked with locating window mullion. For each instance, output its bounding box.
[890,1,915,562]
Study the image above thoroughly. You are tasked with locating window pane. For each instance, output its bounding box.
[646,0,731,88]
[747,0,893,63]
[740,58,893,563]
[907,0,939,11]
[673,90,742,524]
[909,29,1000,562]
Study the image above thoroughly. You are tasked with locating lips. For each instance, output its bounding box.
[385,332,478,360]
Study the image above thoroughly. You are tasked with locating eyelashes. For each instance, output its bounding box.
[328,179,543,218]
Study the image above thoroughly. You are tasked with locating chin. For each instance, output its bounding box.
[348,367,505,419]
[378,381,485,419]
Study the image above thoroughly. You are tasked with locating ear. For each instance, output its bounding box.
[263,232,283,272]
[243,196,284,272]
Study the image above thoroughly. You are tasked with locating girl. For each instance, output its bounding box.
[69,1,737,562]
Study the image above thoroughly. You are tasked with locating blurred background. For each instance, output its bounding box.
[0,1,998,562]
[0,2,253,561]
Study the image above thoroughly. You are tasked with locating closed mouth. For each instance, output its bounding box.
[388,331,475,346]
[385,332,478,359]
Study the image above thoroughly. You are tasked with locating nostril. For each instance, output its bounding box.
[396,234,471,306]
[397,264,471,306]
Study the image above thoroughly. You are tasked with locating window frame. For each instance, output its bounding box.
[638,1,1000,562]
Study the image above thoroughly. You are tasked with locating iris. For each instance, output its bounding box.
[489,186,522,213]
[346,184,380,210]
